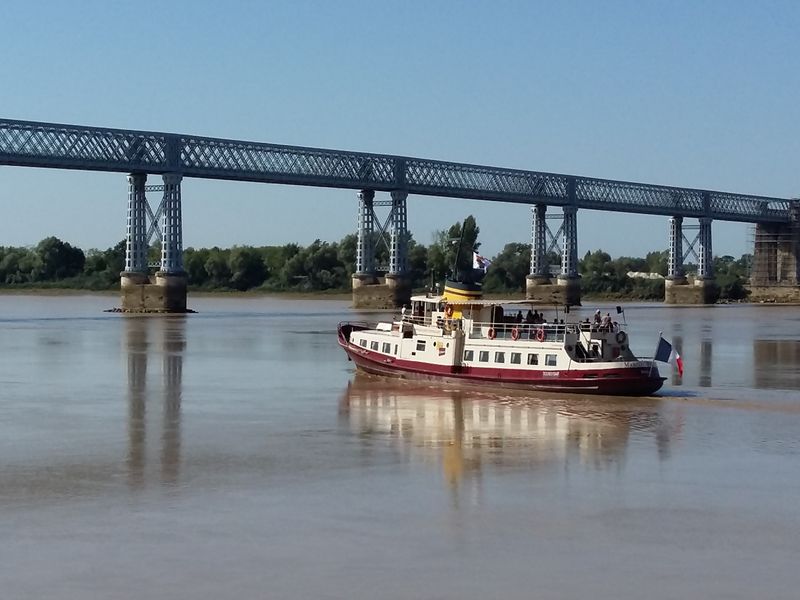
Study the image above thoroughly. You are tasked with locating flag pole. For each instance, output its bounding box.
[648,331,663,378]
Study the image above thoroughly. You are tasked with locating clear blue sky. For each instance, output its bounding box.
[1,0,798,260]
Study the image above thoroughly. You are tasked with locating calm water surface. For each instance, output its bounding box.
[1,295,799,599]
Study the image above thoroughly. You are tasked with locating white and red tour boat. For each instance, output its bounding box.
[338,280,666,396]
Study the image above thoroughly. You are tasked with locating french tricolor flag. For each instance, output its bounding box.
[654,336,684,376]
[472,251,492,271]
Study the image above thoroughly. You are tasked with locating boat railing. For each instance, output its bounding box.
[468,320,571,342]
[401,314,429,326]
[399,313,625,343]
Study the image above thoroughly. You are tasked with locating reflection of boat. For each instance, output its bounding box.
[338,280,664,395]
[340,374,637,479]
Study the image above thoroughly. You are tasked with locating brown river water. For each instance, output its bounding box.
[0,295,798,599]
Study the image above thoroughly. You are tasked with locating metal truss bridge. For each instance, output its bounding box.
[0,117,792,224]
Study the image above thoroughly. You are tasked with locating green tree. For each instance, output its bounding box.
[427,216,481,283]
[407,239,429,288]
[184,247,211,286]
[36,237,85,280]
[81,240,127,288]
[228,246,267,290]
[483,243,530,292]
[0,248,38,283]
[714,254,749,301]
[204,249,231,287]
[337,234,358,276]
[645,250,669,276]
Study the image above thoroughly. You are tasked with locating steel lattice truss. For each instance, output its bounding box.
[0,118,792,224]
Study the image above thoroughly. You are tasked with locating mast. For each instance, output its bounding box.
[451,220,467,279]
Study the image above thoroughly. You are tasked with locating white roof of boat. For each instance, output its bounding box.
[409,295,546,306]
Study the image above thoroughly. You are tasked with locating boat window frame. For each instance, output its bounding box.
[527,353,539,365]
[370,341,379,351]
[510,352,521,364]
[416,340,426,352]
[478,350,490,362]
[545,353,557,366]
[495,351,505,363]
[464,349,474,362]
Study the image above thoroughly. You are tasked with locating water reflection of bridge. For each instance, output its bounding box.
[125,316,184,489]
[340,375,673,489]
[753,339,800,391]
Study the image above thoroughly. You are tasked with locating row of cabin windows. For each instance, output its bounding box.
[359,339,397,355]
[361,338,446,356]
[463,349,557,366]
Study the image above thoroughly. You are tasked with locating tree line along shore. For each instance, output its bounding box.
[0,216,750,301]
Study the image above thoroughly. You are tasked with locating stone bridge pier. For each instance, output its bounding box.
[120,172,188,312]
[351,189,412,309]
[749,201,800,302]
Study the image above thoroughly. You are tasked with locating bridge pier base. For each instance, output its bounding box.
[351,275,411,309]
[664,277,717,304]
[748,202,800,302]
[525,276,580,306]
[120,272,188,313]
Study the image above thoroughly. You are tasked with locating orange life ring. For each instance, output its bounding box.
[445,305,454,318]
[487,327,496,340]
[536,328,545,342]
[511,327,520,341]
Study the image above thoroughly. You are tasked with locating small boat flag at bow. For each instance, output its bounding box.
[654,335,684,376]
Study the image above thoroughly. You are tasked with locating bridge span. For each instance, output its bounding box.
[1,118,797,308]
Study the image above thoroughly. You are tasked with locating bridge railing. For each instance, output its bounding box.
[0,119,171,172]
[0,117,793,224]
[179,136,398,188]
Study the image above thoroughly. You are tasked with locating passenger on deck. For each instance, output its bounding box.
[493,305,504,325]
[525,309,535,324]
[601,312,612,331]
[593,309,602,326]
[515,311,523,323]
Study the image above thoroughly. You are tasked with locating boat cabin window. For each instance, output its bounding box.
[416,340,426,352]
[545,354,557,366]
[359,339,367,348]
[464,349,474,361]
[494,352,505,363]
[410,301,428,323]
[370,341,379,351]
[479,351,489,362]
[382,342,391,353]
[510,352,521,364]
[394,345,398,355]
[527,353,538,365]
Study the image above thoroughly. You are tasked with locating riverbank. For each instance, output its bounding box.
[0,286,353,301]
[1,286,797,305]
